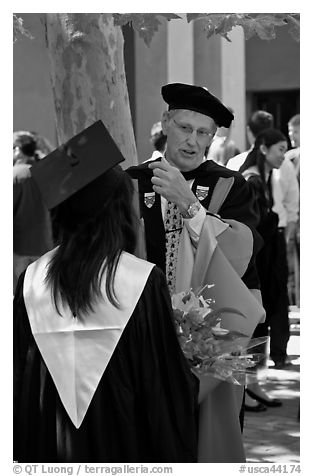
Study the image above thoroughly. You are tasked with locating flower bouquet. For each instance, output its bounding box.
[172,285,267,385]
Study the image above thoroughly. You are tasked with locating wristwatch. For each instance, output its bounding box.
[181,200,202,219]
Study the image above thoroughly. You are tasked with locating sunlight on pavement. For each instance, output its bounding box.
[243,313,300,463]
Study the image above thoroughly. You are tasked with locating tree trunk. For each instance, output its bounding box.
[45,13,137,169]
[45,14,146,259]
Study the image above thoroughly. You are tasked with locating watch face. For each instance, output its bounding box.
[189,201,201,217]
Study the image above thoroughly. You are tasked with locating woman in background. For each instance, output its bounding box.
[240,128,289,410]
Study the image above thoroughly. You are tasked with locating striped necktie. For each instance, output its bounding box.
[164,201,183,294]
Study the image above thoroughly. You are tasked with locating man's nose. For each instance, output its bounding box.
[186,130,197,145]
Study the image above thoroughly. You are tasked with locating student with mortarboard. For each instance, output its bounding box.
[13,121,199,463]
[127,83,265,462]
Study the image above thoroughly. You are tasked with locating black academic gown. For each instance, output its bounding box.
[127,159,262,290]
[13,266,199,463]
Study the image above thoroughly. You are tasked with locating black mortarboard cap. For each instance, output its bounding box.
[161,83,234,127]
[31,120,125,210]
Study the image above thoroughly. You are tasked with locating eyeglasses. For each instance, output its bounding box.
[172,119,215,140]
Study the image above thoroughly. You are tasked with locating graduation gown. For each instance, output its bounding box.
[13,251,199,463]
[127,158,262,291]
[127,159,265,462]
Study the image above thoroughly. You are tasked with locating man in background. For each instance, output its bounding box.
[207,106,240,166]
[13,131,53,292]
[150,121,167,156]
[284,114,300,307]
[227,110,273,171]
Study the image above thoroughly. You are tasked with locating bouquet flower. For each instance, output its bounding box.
[172,285,267,385]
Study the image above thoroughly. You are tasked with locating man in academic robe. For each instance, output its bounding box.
[127,83,262,300]
[127,83,264,462]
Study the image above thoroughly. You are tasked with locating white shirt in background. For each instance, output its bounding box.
[228,149,299,228]
[272,158,299,228]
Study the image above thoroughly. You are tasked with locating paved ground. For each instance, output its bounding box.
[243,308,300,463]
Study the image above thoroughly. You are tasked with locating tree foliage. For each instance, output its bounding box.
[113,13,300,45]
[113,13,182,45]
[14,12,300,46]
[13,14,33,43]
[186,13,300,42]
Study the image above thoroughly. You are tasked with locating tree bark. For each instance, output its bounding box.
[45,14,146,259]
[45,13,137,169]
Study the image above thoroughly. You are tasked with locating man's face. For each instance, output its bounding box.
[162,109,216,171]
[288,125,300,148]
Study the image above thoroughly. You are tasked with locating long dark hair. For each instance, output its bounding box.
[46,169,137,318]
[239,128,287,186]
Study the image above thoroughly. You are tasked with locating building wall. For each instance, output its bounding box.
[134,21,167,162]
[13,13,56,147]
[246,26,300,91]
[194,19,222,97]
[194,22,246,151]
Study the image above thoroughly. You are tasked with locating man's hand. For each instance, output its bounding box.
[148,158,196,212]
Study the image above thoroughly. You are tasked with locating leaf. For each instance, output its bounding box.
[13,14,34,43]
[239,14,280,41]
[202,14,240,42]
[113,13,182,46]
[186,13,209,23]
[286,15,300,42]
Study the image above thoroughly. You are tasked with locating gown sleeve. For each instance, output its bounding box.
[13,266,199,463]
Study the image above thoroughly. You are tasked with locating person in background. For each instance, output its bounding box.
[272,151,299,309]
[31,131,54,158]
[13,121,199,463]
[240,128,290,408]
[285,114,300,180]
[227,110,274,172]
[284,114,300,308]
[13,131,53,292]
[150,121,167,157]
[229,110,299,345]
[207,107,240,166]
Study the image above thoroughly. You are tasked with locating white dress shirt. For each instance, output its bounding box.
[272,158,299,227]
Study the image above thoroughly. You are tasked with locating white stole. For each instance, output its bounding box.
[23,249,155,429]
